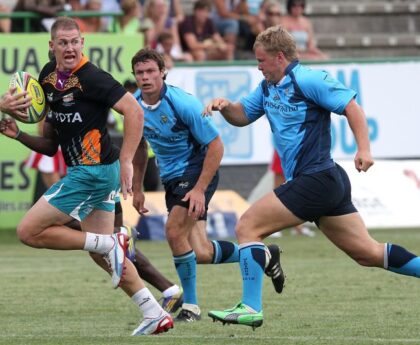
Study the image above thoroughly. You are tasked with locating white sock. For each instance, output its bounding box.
[131,287,163,319]
[162,284,180,298]
[83,233,114,254]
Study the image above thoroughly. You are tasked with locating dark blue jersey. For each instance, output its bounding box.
[241,61,356,181]
[133,84,219,182]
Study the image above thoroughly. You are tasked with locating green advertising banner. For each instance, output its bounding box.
[0,33,143,230]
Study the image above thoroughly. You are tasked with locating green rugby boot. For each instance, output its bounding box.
[208,303,263,330]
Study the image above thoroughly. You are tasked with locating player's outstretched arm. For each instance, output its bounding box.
[0,118,59,156]
[344,99,374,172]
[203,98,250,127]
[113,92,143,200]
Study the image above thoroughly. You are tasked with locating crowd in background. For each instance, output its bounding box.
[0,0,328,64]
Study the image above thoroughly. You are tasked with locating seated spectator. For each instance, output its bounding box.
[156,32,193,68]
[144,0,188,60]
[255,0,282,32]
[212,0,260,53]
[168,0,184,24]
[77,0,104,33]
[179,0,233,61]
[11,0,67,32]
[280,0,328,60]
[108,0,153,39]
[0,4,11,33]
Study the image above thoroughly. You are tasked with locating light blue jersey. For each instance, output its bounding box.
[133,84,219,182]
[241,61,356,181]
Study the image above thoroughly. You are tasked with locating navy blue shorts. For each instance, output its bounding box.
[274,163,357,226]
[163,171,219,221]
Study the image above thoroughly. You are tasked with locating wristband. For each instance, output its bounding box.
[14,129,21,140]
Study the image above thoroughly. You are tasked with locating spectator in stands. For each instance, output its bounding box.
[258,0,282,31]
[280,0,328,60]
[0,4,11,33]
[212,0,260,54]
[179,0,234,61]
[168,0,184,24]
[77,0,104,33]
[11,0,67,32]
[108,0,153,41]
[144,0,189,61]
[156,32,193,68]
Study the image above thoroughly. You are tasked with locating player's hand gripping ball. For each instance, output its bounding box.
[9,71,47,123]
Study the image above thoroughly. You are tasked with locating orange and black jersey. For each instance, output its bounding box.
[40,56,126,167]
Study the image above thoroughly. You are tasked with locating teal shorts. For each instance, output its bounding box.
[44,160,120,221]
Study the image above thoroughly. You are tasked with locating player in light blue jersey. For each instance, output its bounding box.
[204,25,420,329]
[130,49,283,322]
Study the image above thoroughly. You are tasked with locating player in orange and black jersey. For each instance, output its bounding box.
[39,55,122,167]
[0,17,173,335]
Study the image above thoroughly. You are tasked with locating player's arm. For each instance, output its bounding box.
[203,98,250,127]
[183,135,224,219]
[112,92,143,199]
[0,117,59,156]
[344,98,374,172]
[132,136,149,215]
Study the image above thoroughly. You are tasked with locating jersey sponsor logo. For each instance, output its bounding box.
[264,100,298,113]
[51,111,83,123]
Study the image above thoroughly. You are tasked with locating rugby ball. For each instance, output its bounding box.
[9,71,47,123]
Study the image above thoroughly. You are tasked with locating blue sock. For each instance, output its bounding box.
[386,243,420,278]
[211,240,239,263]
[174,251,198,305]
[239,243,265,312]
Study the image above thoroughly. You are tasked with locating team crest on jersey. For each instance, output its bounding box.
[47,92,54,102]
[273,94,280,101]
[160,115,168,124]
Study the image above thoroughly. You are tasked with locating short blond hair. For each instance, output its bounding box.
[51,17,81,39]
[254,26,298,61]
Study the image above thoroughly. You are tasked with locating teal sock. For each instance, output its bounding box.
[239,243,265,312]
[174,251,198,305]
[386,243,420,278]
[211,240,239,263]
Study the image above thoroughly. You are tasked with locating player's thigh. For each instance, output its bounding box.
[81,209,115,234]
[237,192,303,242]
[18,197,73,237]
[319,213,383,266]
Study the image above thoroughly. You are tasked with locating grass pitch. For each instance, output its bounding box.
[1,228,420,345]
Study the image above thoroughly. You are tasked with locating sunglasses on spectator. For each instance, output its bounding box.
[267,11,281,16]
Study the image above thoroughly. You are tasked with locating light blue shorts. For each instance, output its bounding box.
[44,160,120,221]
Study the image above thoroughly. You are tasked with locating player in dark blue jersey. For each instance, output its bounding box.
[204,25,420,329]
[130,49,283,322]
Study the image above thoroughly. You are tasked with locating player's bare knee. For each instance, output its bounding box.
[235,220,250,241]
[16,222,39,247]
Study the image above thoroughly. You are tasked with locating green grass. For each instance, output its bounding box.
[1,228,420,345]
